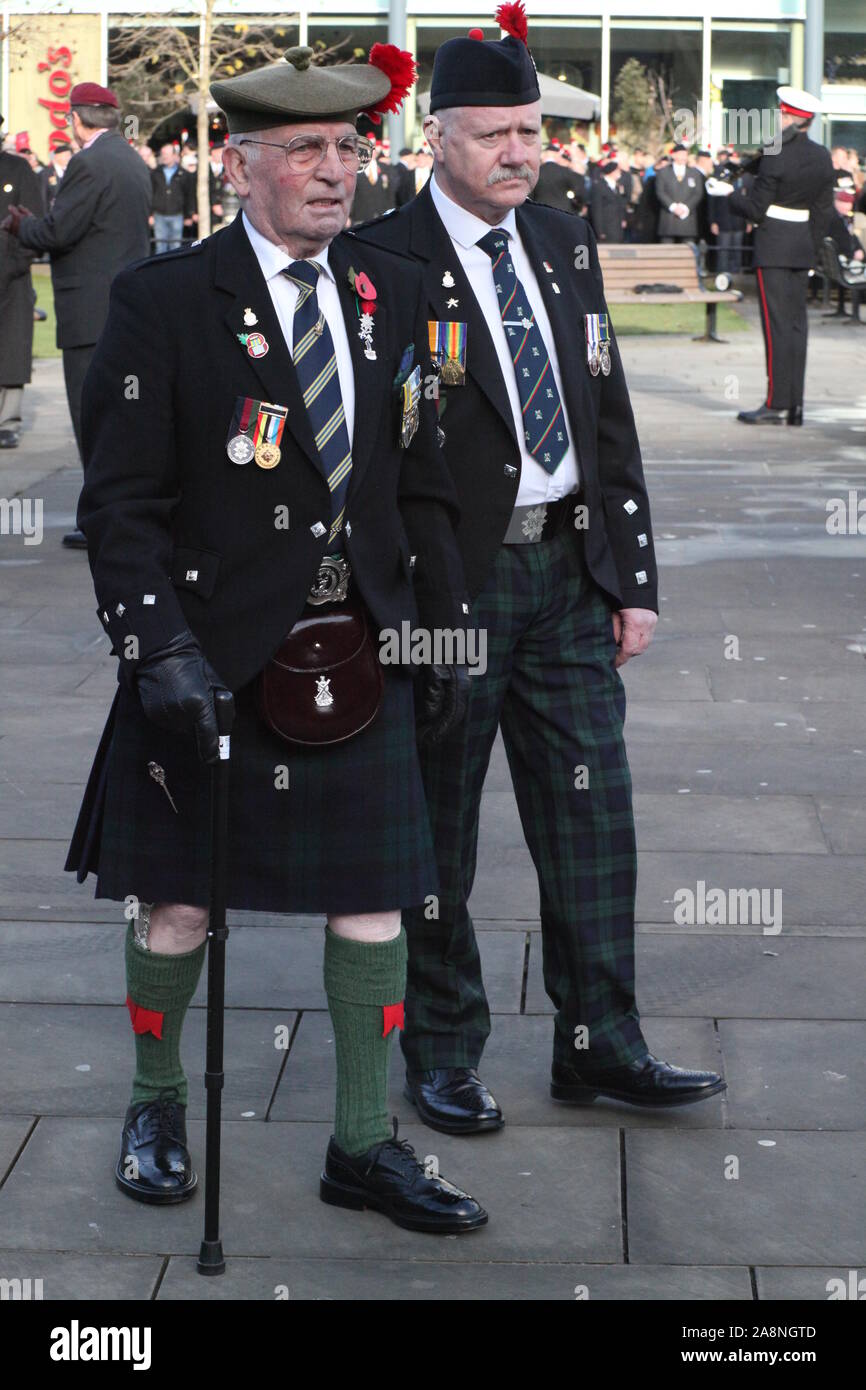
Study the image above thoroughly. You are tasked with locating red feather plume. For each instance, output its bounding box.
[495,2,529,45]
[367,43,418,116]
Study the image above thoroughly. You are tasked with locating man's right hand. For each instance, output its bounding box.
[0,204,34,237]
[134,629,230,763]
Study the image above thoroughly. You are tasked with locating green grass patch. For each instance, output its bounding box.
[609,302,749,336]
[32,264,61,359]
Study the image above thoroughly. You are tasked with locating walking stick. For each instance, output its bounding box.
[197,688,235,1276]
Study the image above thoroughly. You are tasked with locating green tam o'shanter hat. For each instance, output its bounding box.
[211,44,417,133]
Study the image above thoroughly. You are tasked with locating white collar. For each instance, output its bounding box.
[430,175,518,251]
[242,210,334,285]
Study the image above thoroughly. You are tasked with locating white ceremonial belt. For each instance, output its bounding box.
[766,205,809,222]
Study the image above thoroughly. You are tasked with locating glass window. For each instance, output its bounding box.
[610,21,703,130]
[711,24,795,150]
[824,0,866,85]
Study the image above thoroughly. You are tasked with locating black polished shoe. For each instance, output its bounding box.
[404,1067,504,1135]
[115,1087,197,1204]
[551,1053,726,1108]
[737,405,785,425]
[62,529,88,550]
[787,405,803,426]
[320,1121,488,1234]
[0,428,20,449]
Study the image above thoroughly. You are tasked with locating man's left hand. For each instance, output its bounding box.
[416,664,470,745]
[0,205,34,237]
[612,607,658,667]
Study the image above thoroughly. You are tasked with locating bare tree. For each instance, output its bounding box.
[110,6,358,237]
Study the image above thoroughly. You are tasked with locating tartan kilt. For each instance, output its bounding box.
[65,664,438,916]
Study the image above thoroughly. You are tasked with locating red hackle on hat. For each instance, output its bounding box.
[495,2,529,45]
[366,43,418,124]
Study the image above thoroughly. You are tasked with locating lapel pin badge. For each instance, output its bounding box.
[543,261,554,273]
[237,329,269,358]
[243,307,258,326]
[348,266,378,360]
[442,270,455,288]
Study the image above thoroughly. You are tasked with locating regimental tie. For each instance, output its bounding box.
[282,260,352,547]
[477,229,569,474]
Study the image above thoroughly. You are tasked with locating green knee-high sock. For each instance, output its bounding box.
[324,926,407,1157]
[125,922,206,1108]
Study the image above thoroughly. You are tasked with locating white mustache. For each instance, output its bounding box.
[487,164,534,185]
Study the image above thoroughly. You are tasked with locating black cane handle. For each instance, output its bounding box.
[214,688,235,737]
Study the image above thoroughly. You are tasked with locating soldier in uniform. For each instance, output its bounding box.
[354,5,725,1134]
[0,113,42,449]
[63,46,486,1234]
[715,86,834,425]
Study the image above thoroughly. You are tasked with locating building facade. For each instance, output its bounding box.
[2,1,865,159]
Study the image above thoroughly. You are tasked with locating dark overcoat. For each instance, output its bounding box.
[0,152,42,386]
[17,131,151,348]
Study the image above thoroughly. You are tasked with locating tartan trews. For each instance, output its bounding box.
[402,526,645,1072]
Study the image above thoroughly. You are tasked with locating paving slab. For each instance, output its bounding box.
[525,934,866,1019]
[718,1021,865,1131]
[632,852,866,929]
[626,1130,866,1265]
[158,1256,752,1301]
[814,799,866,855]
[0,1117,622,1263]
[0,1003,292,1122]
[624,741,866,800]
[755,1266,866,1301]
[0,1251,162,1300]
[0,1117,35,1182]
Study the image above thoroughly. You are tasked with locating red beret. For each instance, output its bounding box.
[69,82,119,108]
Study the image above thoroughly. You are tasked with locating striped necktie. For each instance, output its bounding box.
[477,228,569,474]
[281,260,352,547]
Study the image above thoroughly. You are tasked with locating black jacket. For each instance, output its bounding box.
[590,179,627,243]
[150,164,196,218]
[17,130,151,348]
[76,212,466,694]
[654,165,704,238]
[352,183,657,613]
[729,126,834,268]
[0,151,43,386]
[534,162,588,215]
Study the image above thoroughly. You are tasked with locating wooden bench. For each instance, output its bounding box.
[597,243,742,342]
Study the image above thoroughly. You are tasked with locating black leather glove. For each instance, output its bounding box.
[134,629,230,764]
[415,664,470,747]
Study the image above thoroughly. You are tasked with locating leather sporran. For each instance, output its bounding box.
[255,594,383,746]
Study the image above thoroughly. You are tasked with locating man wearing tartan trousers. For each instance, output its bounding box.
[354,4,725,1131]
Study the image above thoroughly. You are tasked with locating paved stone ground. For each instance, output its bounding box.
[1,288,864,1302]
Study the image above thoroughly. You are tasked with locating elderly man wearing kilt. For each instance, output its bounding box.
[64,46,486,1235]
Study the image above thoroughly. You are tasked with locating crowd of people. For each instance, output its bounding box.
[530,135,866,272]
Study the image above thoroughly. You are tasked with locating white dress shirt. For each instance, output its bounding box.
[242,210,355,446]
[430,175,579,505]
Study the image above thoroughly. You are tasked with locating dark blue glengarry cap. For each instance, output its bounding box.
[430,3,540,113]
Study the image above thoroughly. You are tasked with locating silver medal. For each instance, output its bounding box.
[589,353,600,378]
[227,433,255,465]
[600,347,611,377]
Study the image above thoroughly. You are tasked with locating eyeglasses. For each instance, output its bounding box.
[238,135,374,174]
